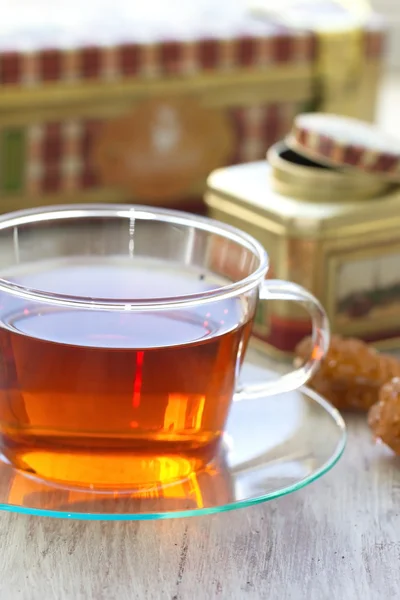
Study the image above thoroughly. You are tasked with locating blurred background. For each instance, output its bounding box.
[371,0,399,68]
[372,0,400,132]
[0,0,397,214]
[0,0,400,356]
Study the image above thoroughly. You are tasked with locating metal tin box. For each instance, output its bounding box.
[206,115,400,357]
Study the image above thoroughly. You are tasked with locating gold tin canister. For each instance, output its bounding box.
[205,114,400,358]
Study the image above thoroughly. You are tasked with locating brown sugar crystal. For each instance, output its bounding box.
[368,378,400,455]
[295,335,400,411]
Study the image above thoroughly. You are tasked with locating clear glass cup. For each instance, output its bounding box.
[0,204,329,490]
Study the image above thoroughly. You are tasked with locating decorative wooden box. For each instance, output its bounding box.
[0,1,386,213]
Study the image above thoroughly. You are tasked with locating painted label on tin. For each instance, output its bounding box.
[331,244,400,340]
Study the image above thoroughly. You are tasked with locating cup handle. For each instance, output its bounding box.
[234,279,330,401]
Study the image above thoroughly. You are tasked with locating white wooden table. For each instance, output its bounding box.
[0,414,399,600]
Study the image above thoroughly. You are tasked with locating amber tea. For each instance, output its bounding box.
[0,258,252,485]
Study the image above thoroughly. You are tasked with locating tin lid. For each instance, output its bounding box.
[267,141,391,202]
[286,113,400,183]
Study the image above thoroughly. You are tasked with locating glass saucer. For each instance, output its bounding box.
[0,345,346,521]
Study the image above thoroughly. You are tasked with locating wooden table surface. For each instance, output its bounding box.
[0,414,399,600]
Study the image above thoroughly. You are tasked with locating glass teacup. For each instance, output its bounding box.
[0,205,329,489]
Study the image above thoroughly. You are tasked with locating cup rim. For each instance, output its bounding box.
[0,204,269,311]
